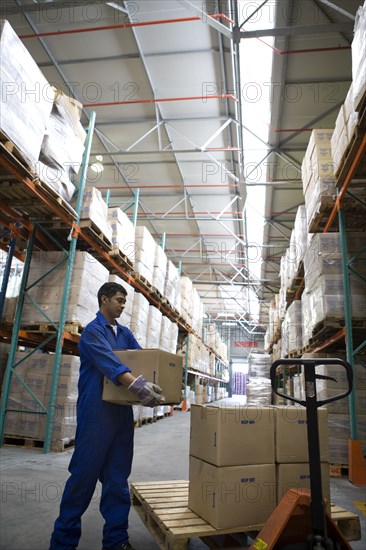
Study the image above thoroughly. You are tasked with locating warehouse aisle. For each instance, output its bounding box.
[0,410,365,550]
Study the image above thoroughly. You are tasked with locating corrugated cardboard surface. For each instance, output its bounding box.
[102,349,183,405]
[190,404,275,466]
[275,406,329,463]
[188,456,276,529]
[276,462,330,511]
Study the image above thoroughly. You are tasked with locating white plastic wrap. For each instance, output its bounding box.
[80,187,112,242]
[159,316,173,351]
[0,20,54,168]
[146,306,163,348]
[107,207,135,262]
[152,244,167,295]
[108,274,135,322]
[352,2,366,109]
[134,226,156,285]
[164,260,179,307]
[36,91,86,202]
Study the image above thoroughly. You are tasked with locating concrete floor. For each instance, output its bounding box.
[0,410,365,550]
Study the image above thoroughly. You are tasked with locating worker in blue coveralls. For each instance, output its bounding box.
[50,282,166,550]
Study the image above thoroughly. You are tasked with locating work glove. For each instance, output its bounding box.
[128,375,166,407]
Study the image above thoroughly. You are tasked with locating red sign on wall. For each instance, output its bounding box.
[234,341,258,348]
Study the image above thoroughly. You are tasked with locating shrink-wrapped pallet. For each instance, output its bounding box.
[146,306,163,348]
[108,274,135,328]
[282,300,302,356]
[180,276,193,324]
[191,288,204,336]
[0,20,54,168]
[352,1,366,109]
[130,292,149,347]
[36,90,86,202]
[152,244,167,296]
[246,353,272,405]
[170,322,179,354]
[164,260,179,308]
[159,316,173,352]
[5,352,79,445]
[301,130,336,231]
[80,187,112,242]
[134,226,155,285]
[22,251,109,327]
[107,207,135,263]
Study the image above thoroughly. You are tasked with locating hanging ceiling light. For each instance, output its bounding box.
[90,155,104,174]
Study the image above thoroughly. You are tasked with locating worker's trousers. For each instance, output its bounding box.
[49,398,134,550]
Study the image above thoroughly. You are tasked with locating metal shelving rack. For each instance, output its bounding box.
[0,122,199,453]
[0,112,97,452]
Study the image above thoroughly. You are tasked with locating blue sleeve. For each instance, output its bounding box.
[79,324,131,385]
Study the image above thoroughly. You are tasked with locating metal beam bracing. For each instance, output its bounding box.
[240,22,354,38]
[177,0,233,39]
[315,0,356,20]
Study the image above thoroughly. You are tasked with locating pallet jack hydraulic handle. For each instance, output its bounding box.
[270,358,353,549]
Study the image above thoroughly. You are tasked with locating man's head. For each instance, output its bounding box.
[98,282,127,322]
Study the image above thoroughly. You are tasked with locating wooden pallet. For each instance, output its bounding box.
[130,481,361,548]
[131,271,153,293]
[130,481,264,550]
[3,435,75,452]
[21,321,83,336]
[79,219,112,251]
[0,131,35,171]
[109,246,134,271]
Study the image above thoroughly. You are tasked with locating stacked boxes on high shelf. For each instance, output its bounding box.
[152,244,167,297]
[0,20,86,204]
[21,251,109,328]
[134,226,155,286]
[302,233,366,348]
[301,129,335,232]
[80,187,113,242]
[352,1,366,110]
[107,207,135,263]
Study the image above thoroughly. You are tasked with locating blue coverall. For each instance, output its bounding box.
[50,311,141,550]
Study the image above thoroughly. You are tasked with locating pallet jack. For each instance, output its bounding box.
[250,358,354,550]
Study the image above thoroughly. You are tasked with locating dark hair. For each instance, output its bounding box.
[97,282,127,306]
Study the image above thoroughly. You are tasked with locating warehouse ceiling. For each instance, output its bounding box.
[3,0,361,337]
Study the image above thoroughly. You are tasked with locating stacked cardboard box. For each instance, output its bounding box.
[152,244,167,296]
[36,90,86,202]
[80,187,112,242]
[4,352,79,445]
[130,292,149,347]
[0,20,54,169]
[189,404,276,529]
[159,316,173,352]
[134,226,155,285]
[107,207,135,263]
[301,130,336,232]
[22,251,109,327]
[275,405,330,509]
